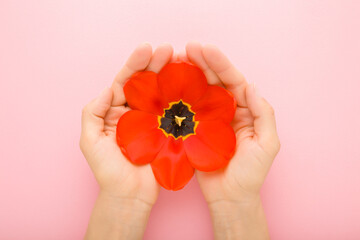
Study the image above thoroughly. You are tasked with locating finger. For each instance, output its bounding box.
[246,83,280,154]
[111,42,153,106]
[81,87,113,144]
[202,44,248,107]
[146,43,174,73]
[185,41,222,86]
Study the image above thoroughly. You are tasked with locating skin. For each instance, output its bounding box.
[80,42,280,239]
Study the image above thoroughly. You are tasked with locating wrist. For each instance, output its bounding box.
[208,195,269,240]
[98,180,159,207]
[208,193,262,219]
[85,190,153,240]
[98,190,153,216]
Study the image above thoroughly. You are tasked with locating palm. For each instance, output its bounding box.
[196,107,270,202]
[92,105,159,204]
[183,41,279,203]
[81,43,176,205]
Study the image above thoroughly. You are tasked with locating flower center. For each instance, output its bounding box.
[158,100,198,140]
[174,116,186,126]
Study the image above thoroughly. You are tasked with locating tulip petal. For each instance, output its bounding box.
[183,120,236,171]
[158,62,208,105]
[124,71,167,116]
[151,137,194,190]
[116,110,166,164]
[192,85,236,123]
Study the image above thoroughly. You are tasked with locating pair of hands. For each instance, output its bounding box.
[80,41,280,239]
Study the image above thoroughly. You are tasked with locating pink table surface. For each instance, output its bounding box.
[1,0,360,239]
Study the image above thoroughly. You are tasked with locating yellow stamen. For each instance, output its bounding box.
[174,116,186,126]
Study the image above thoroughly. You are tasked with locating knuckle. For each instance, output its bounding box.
[82,105,89,116]
[79,137,85,152]
[260,137,280,158]
[267,105,275,115]
[274,139,281,153]
[262,98,275,115]
[98,101,110,114]
[270,135,281,155]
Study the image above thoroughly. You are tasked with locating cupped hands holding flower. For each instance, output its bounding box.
[117,59,237,191]
[80,41,280,240]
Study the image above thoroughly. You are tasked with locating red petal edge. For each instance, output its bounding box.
[157,62,208,105]
[183,120,236,171]
[116,110,167,164]
[192,85,237,123]
[124,71,167,116]
[150,137,195,191]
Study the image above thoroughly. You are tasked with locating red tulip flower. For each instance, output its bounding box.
[116,62,237,190]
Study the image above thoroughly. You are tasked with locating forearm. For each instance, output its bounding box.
[209,195,269,240]
[85,191,153,240]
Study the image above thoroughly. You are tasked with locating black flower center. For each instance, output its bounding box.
[158,100,197,139]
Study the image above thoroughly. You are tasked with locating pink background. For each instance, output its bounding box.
[1,0,360,239]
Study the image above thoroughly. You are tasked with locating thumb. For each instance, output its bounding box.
[81,87,113,145]
[246,83,280,155]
